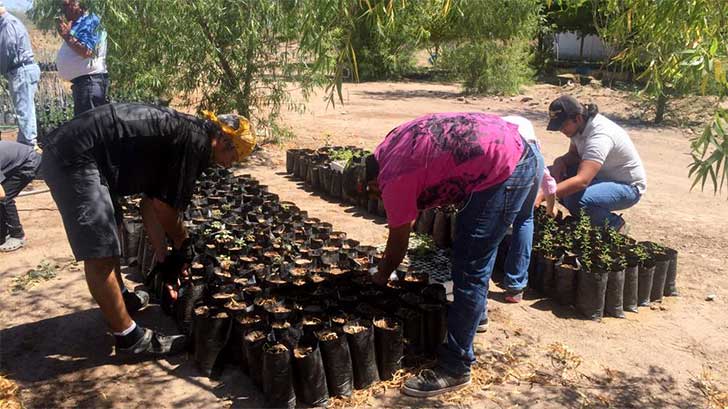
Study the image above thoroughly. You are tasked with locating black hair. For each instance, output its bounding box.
[365,154,379,183]
[569,102,599,121]
[584,103,599,120]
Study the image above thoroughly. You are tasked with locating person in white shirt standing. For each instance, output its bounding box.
[541,95,647,231]
[491,116,556,305]
[56,0,108,116]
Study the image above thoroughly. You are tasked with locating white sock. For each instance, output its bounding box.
[114,321,137,337]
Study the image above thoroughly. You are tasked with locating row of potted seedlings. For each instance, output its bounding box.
[522,208,679,320]
[285,145,679,321]
[122,168,449,408]
[286,146,386,217]
[287,146,460,249]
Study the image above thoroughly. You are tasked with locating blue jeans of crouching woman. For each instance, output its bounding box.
[438,143,538,376]
[559,165,641,229]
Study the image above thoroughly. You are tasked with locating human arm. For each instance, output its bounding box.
[150,198,188,250]
[57,18,93,58]
[544,193,555,216]
[0,184,5,201]
[554,160,601,198]
[555,132,613,198]
[372,222,412,286]
[551,142,581,182]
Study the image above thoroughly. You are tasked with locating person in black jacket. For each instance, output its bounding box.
[0,140,41,251]
[42,103,255,356]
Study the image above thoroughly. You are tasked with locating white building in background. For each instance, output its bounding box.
[553,32,613,62]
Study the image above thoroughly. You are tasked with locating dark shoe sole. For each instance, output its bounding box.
[117,328,187,356]
[476,320,489,333]
[402,379,471,397]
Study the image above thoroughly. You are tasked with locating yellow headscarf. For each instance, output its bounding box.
[201,110,257,162]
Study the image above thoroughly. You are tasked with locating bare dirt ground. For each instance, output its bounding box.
[1,80,727,408]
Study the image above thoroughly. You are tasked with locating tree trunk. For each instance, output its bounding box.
[655,94,667,123]
[239,37,257,119]
[194,10,250,116]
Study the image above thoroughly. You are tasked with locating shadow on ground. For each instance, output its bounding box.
[0,304,266,408]
[359,88,464,101]
[277,173,387,226]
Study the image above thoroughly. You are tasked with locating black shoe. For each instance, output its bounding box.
[402,367,471,397]
[117,328,187,356]
[123,289,150,314]
[476,317,489,333]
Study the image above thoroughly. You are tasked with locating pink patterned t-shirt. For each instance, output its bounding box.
[374,112,525,228]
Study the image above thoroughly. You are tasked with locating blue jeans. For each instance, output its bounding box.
[71,74,109,116]
[439,144,537,376]
[503,142,545,292]
[6,63,40,146]
[561,175,641,228]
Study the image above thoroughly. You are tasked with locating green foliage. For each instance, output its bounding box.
[626,242,648,266]
[347,0,427,80]
[410,233,436,257]
[534,0,600,73]
[28,0,446,125]
[688,109,728,196]
[12,261,59,292]
[328,147,369,168]
[424,0,540,95]
[544,0,597,36]
[441,38,534,95]
[571,209,593,270]
[535,209,558,257]
[595,0,728,123]
[555,0,728,194]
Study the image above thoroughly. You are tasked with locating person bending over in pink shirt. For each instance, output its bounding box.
[364,112,538,397]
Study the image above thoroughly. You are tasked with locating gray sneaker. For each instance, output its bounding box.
[402,367,471,397]
[0,237,26,252]
[117,328,187,356]
[476,317,489,333]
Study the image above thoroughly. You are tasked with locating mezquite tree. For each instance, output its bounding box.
[592,0,728,195]
[422,0,541,95]
[28,0,451,136]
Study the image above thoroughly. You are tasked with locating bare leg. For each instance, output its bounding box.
[140,197,168,263]
[84,257,132,333]
[114,223,126,290]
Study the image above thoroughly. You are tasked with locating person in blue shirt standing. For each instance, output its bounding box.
[0,2,41,148]
[56,0,108,116]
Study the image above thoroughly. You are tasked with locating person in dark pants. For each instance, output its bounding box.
[364,113,537,397]
[56,0,109,115]
[42,103,255,356]
[0,140,41,251]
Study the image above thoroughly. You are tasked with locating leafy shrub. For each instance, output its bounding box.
[440,37,534,95]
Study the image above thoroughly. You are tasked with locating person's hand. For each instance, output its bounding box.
[0,184,5,202]
[165,237,194,278]
[534,191,545,208]
[57,17,71,38]
[544,193,556,217]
